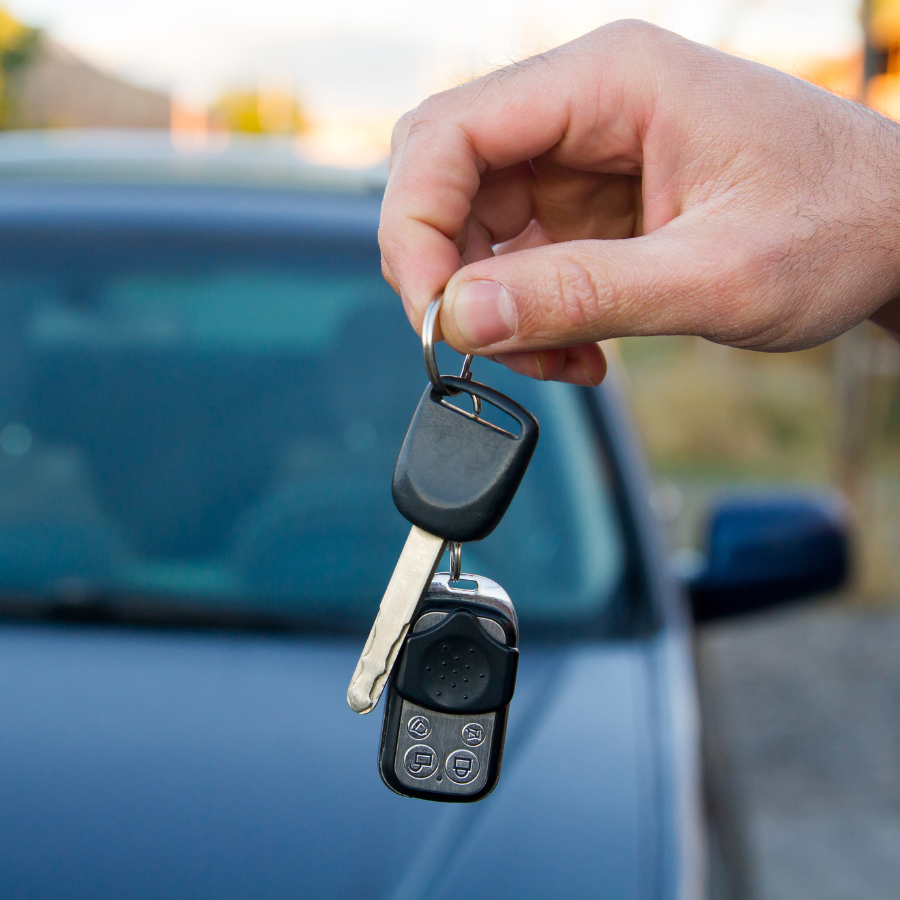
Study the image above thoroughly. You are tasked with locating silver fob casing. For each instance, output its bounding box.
[378,573,518,803]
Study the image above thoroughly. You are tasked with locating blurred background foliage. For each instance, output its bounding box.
[0,6,312,134]
[210,88,308,134]
[620,339,836,481]
[0,8,38,126]
[618,327,900,600]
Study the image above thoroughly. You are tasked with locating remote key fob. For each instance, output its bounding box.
[378,573,519,802]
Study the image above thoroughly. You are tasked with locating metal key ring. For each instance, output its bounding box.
[422,296,482,415]
[449,541,462,582]
[422,295,450,395]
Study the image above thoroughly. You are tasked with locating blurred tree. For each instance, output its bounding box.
[210,88,308,135]
[867,0,900,114]
[0,8,40,127]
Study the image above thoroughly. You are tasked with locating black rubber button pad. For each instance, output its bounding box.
[393,609,518,714]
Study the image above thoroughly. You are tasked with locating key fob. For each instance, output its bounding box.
[378,573,519,802]
[392,376,539,543]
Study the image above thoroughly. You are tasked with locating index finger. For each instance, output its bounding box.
[377,23,655,332]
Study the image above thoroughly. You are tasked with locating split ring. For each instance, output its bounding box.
[422,295,448,394]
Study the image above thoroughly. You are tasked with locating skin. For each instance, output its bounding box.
[378,20,900,385]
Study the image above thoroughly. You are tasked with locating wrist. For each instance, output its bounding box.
[855,106,900,319]
[864,106,900,340]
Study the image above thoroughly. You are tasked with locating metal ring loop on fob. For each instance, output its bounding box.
[449,541,462,582]
[423,296,481,415]
[459,353,482,417]
[423,295,449,395]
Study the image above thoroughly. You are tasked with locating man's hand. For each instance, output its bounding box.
[379,20,900,384]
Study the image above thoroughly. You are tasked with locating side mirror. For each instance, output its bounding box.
[687,493,850,623]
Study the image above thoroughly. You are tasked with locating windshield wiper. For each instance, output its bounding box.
[0,590,368,636]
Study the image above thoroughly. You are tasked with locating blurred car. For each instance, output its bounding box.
[0,130,849,900]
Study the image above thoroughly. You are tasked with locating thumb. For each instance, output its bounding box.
[440,228,726,354]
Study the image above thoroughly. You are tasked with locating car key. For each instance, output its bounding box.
[346,297,538,715]
[378,572,518,801]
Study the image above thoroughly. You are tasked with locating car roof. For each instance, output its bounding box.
[0,129,388,195]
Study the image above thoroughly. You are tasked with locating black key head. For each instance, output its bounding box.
[391,375,539,543]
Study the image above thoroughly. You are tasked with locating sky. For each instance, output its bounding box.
[6,0,863,114]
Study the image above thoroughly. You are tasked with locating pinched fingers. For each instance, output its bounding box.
[493,343,608,386]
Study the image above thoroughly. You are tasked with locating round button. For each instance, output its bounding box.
[445,749,480,784]
[461,722,486,747]
[407,715,431,739]
[403,744,438,779]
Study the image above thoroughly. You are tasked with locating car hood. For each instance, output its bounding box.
[0,623,661,900]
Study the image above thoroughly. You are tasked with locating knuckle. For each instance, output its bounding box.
[390,98,440,154]
[552,257,603,334]
[697,231,807,348]
[391,110,414,142]
[389,110,415,157]
[380,254,398,289]
[389,96,446,160]
[588,19,681,71]
[408,95,444,132]
[376,221,405,275]
[376,220,394,253]
[597,18,665,45]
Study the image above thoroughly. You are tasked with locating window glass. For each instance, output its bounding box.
[0,228,626,629]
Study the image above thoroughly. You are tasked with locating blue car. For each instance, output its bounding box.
[0,132,849,900]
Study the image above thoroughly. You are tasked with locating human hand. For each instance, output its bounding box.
[379,20,900,384]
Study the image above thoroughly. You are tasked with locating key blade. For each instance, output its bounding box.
[347,526,447,714]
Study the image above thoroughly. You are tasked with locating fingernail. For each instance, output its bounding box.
[451,280,516,348]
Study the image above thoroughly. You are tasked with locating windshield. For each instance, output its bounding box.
[0,215,626,631]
